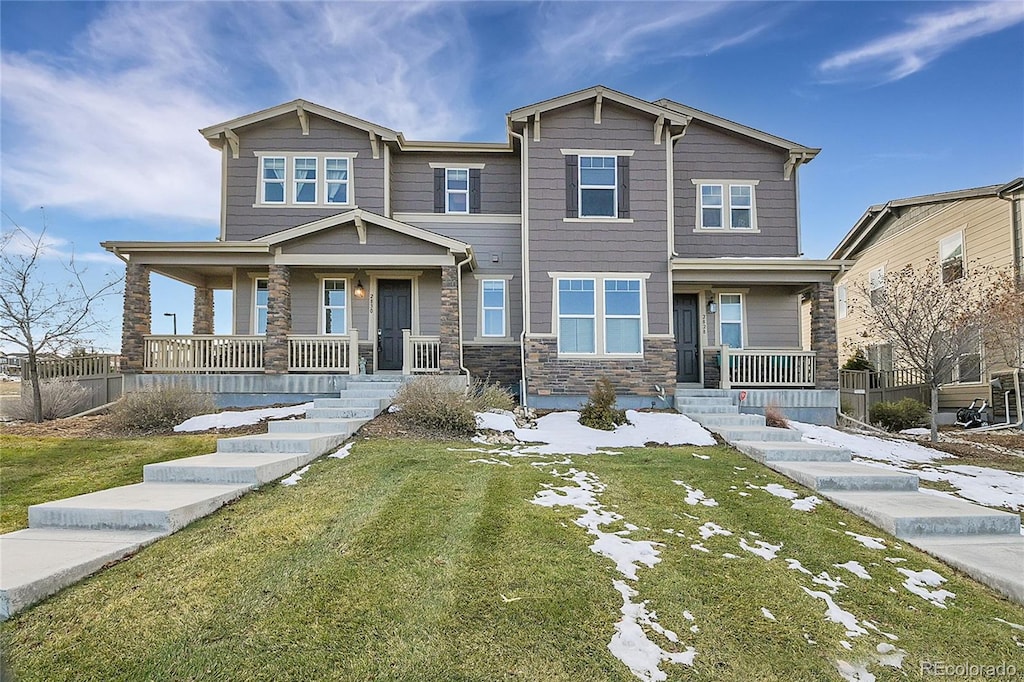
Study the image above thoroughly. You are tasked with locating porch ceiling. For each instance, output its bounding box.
[672,257,852,286]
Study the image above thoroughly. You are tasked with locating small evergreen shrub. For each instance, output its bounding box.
[842,350,875,372]
[869,398,929,432]
[578,377,627,431]
[107,386,216,434]
[764,402,789,429]
[12,378,89,420]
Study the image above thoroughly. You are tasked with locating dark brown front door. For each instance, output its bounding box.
[377,279,412,370]
[674,294,700,383]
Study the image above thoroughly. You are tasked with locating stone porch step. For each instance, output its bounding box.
[314,396,390,410]
[675,396,735,407]
[677,403,739,414]
[341,387,399,399]
[28,483,250,533]
[906,534,1024,605]
[143,452,321,486]
[216,432,347,455]
[821,490,1022,538]
[734,440,853,463]
[767,461,919,492]
[711,425,803,442]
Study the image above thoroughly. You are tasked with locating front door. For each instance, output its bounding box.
[674,294,700,383]
[377,279,412,370]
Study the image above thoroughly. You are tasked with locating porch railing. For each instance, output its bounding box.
[36,354,121,380]
[402,330,441,374]
[145,335,264,372]
[720,346,816,388]
[288,331,359,373]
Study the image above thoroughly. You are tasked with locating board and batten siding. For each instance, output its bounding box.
[526,101,670,335]
[391,153,521,215]
[224,113,384,241]
[673,121,797,258]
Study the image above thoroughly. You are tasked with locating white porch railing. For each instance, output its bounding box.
[402,330,441,373]
[720,345,816,388]
[145,335,264,373]
[288,331,359,373]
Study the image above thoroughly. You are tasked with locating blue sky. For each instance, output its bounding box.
[2,1,1022,352]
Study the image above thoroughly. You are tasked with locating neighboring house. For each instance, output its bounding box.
[101,86,845,414]
[0,353,24,376]
[827,178,1023,416]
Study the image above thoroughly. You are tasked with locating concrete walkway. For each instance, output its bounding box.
[677,389,1024,605]
[0,376,402,620]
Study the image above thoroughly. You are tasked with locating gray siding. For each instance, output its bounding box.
[392,153,521,214]
[225,113,384,241]
[674,121,797,257]
[706,286,801,348]
[279,223,449,256]
[527,101,670,334]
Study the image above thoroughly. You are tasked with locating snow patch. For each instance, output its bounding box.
[883,557,906,564]
[791,496,822,511]
[835,660,875,682]
[328,442,353,459]
[802,588,868,637]
[698,522,733,540]
[761,607,776,621]
[897,568,955,608]
[175,402,313,432]
[874,642,906,668]
[608,580,696,681]
[739,538,782,561]
[280,464,311,486]
[835,561,872,580]
[469,458,513,467]
[691,453,711,460]
[844,531,886,550]
[673,481,718,507]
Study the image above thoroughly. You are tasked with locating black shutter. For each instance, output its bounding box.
[433,168,445,213]
[565,154,578,218]
[617,156,630,219]
[469,168,481,214]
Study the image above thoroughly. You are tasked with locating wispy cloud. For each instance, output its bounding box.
[819,1,1024,82]
[2,224,120,265]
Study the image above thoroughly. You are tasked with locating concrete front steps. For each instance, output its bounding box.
[676,391,1024,605]
[0,375,402,620]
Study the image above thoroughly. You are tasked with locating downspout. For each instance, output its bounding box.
[667,123,689,258]
[794,158,803,256]
[455,250,473,379]
[508,124,530,407]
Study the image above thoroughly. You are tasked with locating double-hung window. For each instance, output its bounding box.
[481,280,506,337]
[294,157,317,203]
[558,279,596,353]
[556,276,644,356]
[262,157,286,203]
[322,279,347,335]
[254,278,269,334]
[696,181,757,229]
[446,169,470,214]
[719,294,743,348]
[869,266,885,306]
[700,185,724,228]
[579,156,617,218]
[325,158,349,204]
[730,185,753,228]
[939,232,965,283]
[604,280,642,354]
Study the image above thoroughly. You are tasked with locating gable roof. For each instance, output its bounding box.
[200,99,401,146]
[830,179,1019,260]
[654,98,818,156]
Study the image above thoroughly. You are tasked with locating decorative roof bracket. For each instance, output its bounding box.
[296,104,309,135]
[354,215,367,245]
[369,131,380,159]
[594,88,603,124]
[533,110,541,142]
[654,114,665,145]
[225,128,240,159]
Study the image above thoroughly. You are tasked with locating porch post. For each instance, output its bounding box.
[121,261,151,373]
[264,265,291,374]
[809,281,839,389]
[192,286,214,335]
[438,264,461,374]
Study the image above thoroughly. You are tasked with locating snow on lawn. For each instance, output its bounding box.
[476,410,715,455]
[792,422,1024,512]
[835,561,872,580]
[280,464,311,486]
[897,568,956,608]
[672,481,718,507]
[845,532,887,550]
[745,482,822,512]
[328,442,354,459]
[175,403,312,432]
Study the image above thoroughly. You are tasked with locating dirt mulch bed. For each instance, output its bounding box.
[0,415,269,439]
[355,410,472,442]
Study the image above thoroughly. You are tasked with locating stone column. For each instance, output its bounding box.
[121,262,151,373]
[438,265,461,374]
[810,282,839,389]
[192,286,214,335]
[264,265,291,374]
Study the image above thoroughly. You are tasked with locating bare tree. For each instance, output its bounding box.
[980,268,1024,373]
[851,260,984,441]
[0,216,121,422]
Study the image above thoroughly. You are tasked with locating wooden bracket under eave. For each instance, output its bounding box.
[784,152,807,181]
[225,129,240,159]
[296,104,309,135]
[354,215,367,244]
[594,89,603,124]
[533,110,541,142]
[369,132,380,160]
[654,114,665,145]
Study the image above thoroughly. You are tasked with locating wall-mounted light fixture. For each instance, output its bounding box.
[354,279,366,299]
[706,300,717,314]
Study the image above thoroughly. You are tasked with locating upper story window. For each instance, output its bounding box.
[695,180,758,230]
[254,278,269,334]
[579,156,617,217]
[255,153,356,207]
[718,293,744,348]
[432,165,481,214]
[322,279,347,334]
[563,151,631,220]
[446,169,470,214]
[868,266,885,306]
[939,232,965,283]
[481,279,507,337]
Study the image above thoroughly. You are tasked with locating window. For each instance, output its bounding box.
[558,279,596,353]
[604,280,642,354]
[867,343,893,372]
[254,278,269,334]
[941,332,982,384]
[322,279,347,334]
[262,157,285,203]
[325,158,349,204]
[869,266,885,306]
[446,169,469,214]
[579,156,617,217]
[697,182,757,229]
[293,157,317,203]
[837,284,848,319]
[481,280,506,337]
[939,232,965,283]
[719,294,743,348]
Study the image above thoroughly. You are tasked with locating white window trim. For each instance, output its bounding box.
[428,162,486,169]
[324,157,351,206]
[319,277,349,335]
[260,157,286,205]
[603,279,643,355]
[938,229,966,283]
[445,168,470,215]
[692,179,760,231]
[578,155,617,219]
[718,292,745,349]
[552,273,648,358]
[868,265,885,305]
[293,156,318,205]
[480,279,508,338]
[253,152,358,208]
[253,277,268,335]
[836,283,848,319]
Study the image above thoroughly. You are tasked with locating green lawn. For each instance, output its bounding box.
[0,434,221,533]
[1,436,1022,681]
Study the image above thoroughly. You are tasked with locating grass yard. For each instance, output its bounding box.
[0,434,220,533]
[2,436,1023,681]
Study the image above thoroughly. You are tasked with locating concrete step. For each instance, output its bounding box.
[675,396,734,407]
[28,483,250,533]
[268,418,366,434]
[348,377,404,386]
[675,389,732,398]
[767,461,919,492]
[314,397,389,410]
[216,432,347,455]
[144,452,320,486]
[734,441,853,463]
[676,403,738,414]
[907,534,1024,605]
[0,528,165,620]
[341,388,398,400]
[305,407,378,420]
[711,425,803,442]
[688,413,766,427]
[822,491,1022,538]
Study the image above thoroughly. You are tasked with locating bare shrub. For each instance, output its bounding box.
[764,402,789,429]
[468,377,516,412]
[10,378,89,420]
[393,377,478,435]
[579,377,627,431]
[107,386,216,435]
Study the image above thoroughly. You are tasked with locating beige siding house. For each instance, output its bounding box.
[828,179,1023,414]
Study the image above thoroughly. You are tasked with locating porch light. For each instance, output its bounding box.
[706,300,717,314]
[354,280,366,299]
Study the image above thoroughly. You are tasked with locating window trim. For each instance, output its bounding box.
[319,277,349,335]
[324,157,350,205]
[692,179,760,231]
[253,152,357,208]
[836,283,848,319]
[293,156,318,204]
[253,277,269,335]
[717,292,745,349]
[578,155,617,219]
[552,273,648,358]
[260,157,286,205]
[445,168,470,215]
[603,279,643,355]
[868,265,885,306]
[480,279,508,338]
[938,230,966,283]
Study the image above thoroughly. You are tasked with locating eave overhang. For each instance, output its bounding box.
[672,258,853,286]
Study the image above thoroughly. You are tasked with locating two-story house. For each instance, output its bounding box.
[102,86,846,421]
